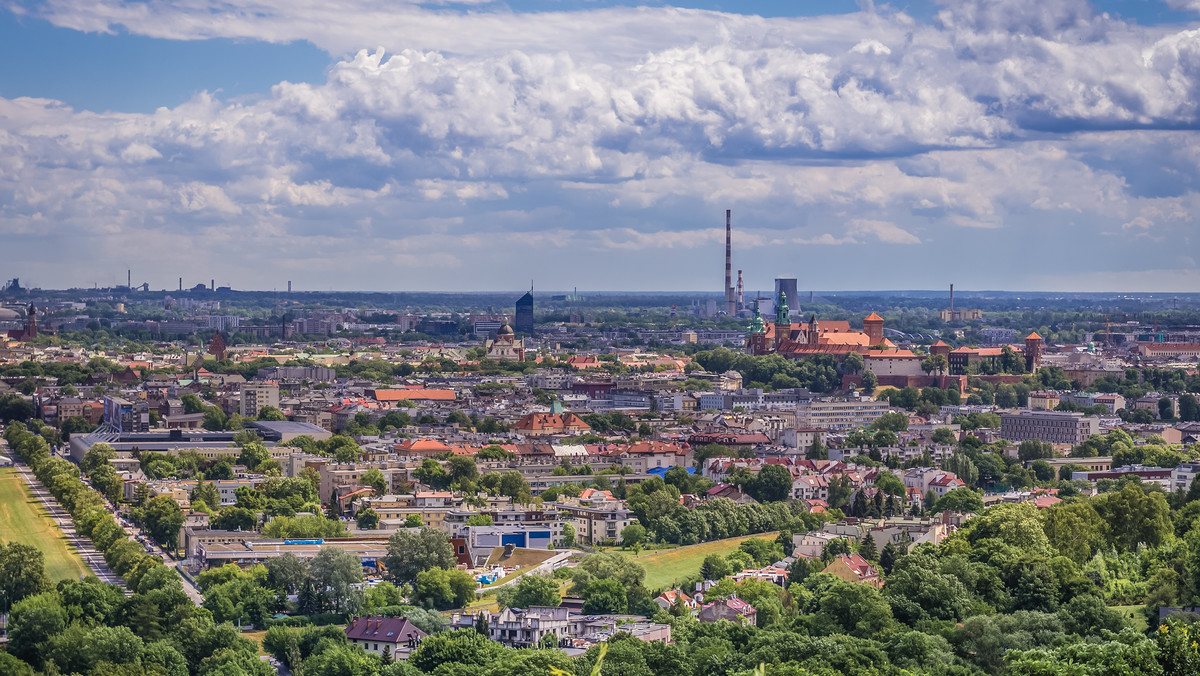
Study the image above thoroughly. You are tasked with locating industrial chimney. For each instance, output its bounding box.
[736,270,744,312]
[950,284,955,312]
[725,210,735,315]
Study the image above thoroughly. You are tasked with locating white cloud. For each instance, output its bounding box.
[0,0,1198,290]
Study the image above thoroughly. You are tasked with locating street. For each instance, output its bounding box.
[14,462,126,589]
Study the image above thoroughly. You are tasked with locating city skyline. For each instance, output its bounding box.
[1,0,1199,292]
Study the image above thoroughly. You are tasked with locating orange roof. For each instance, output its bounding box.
[1026,332,1043,340]
[370,388,455,402]
[394,439,452,453]
[864,312,883,321]
[931,340,949,347]
[514,412,590,433]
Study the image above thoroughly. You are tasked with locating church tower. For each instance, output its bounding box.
[24,303,37,340]
[745,303,768,355]
[774,291,790,350]
[863,312,884,346]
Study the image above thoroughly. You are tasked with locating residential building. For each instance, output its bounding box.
[822,553,883,587]
[490,606,570,648]
[794,398,890,430]
[344,616,426,660]
[697,597,757,625]
[239,382,280,418]
[1000,410,1100,445]
[104,395,150,433]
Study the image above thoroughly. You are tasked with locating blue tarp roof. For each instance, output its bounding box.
[648,466,694,477]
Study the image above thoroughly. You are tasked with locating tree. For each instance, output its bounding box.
[192,480,221,511]
[1092,482,1172,551]
[265,553,309,593]
[361,468,387,496]
[1159,397,1176,420]
[561,522,576,548]
[256,405,287,421]
[237,441,270,471]
[465,514,493,527]
[409,629,503,674]
[874,470,905,497]
[310,546,364,612]
[860,370,878,392]
[211,506,257,532]
[144,494,184,549]
[582,578,628,614]
[621,523,647,548]
[1018,440,1054,462]
[82,442,116,474]
[1180,394,1200,422]
[446,455,480,485]
[931,427,957,445]
[414,568,476,610]
[874,411,910,433]
[181,394,206,414]
[933,487,984,514]
[569,553,646,596]
[384,528,455,585]
[700,553,732,581]
[826,474,853,509]
[497,574,561,609]
[0,541,49,604]
[356,507,380,530]
[404,514,424,528]
[747,463,792,503]
[7,591,67,664]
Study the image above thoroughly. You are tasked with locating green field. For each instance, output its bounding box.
[630,533,779,590]
[0,467,90,581]
[1111,605,1149,633]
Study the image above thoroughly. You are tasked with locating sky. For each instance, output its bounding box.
[1,0,1199,294]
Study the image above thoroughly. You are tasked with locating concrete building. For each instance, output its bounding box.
[794,398,890,430]
[1000,410,1100,445]
[104,395,150,433]
[239,382,280,418]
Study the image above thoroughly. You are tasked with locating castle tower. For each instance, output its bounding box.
[807,315,819,346]
[208,332,227,361]
[930,340,951,360]
[1025,332,1043,372]
[745,303,768,355]
[774,291,790,350]
[863,312,884,346]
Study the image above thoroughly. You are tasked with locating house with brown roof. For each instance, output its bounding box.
[513,412,591,436]
[344,616,427,660]
[698,597,757,625]
[822,553,883,587]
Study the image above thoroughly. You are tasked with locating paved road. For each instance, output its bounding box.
[13,462,127,589]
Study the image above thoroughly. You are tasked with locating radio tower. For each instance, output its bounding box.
[724,209,735,315]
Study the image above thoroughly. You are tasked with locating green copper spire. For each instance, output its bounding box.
[747,303,766,335]
[775,290,789,326]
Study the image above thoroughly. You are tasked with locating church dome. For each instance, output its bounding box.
[498,321,514,336]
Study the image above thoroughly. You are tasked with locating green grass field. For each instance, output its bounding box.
[1111,605,1149,633]
[630,532,779,590]
[0,467,90,581]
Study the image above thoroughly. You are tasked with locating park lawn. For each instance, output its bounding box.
[1111,605,1149,633]
[240,629,270,656]
[0,468,90,582]
[633,532,779,591]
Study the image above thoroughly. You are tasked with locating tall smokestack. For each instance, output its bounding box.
[211,279,215,291]
[127,269,131,290]
[725,209,734,315]
[950,284,955,312]
[736,270,744,312]
[287,281,292,293]
[179,277,182,291]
